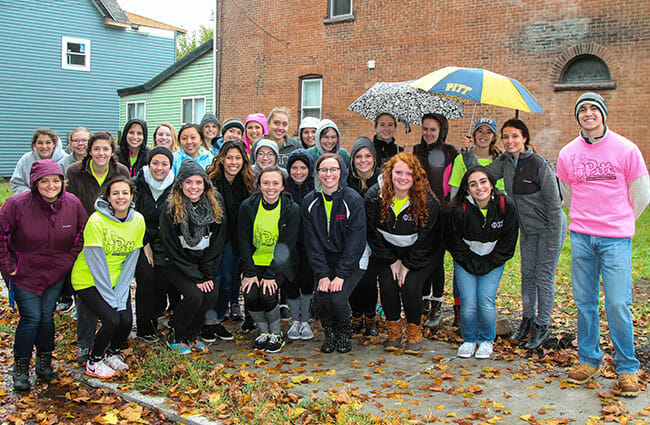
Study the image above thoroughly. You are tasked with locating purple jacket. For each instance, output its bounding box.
[0,160,87,295]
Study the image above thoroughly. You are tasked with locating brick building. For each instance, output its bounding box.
[214,0,650,162]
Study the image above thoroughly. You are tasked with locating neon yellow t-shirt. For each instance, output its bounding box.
[90,159,108,187]
[449,155,505,191]
[71,211,145,291]
[252,199,281,266]
[322,193,333,231]
[392,196,409,216]
[480,208,488,217]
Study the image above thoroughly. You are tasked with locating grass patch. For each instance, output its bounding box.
[0,181,12,205]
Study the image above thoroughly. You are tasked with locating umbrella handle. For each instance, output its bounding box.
[467,103,477,137]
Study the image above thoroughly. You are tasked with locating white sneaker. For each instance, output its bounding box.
[104,354,129,371]
[475,341,493,359]
[299,322,313,340]
[86,359,116,379]
[457,342,477,358]
[287,321,302,340]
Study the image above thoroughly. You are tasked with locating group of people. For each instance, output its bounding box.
[2,93,647,397]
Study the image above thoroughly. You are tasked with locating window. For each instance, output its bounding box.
[300,76,322,121]
[61,36,90,71]
[563,55,610,83]
[330,0,352,17]
[181,97,206,124]
[325,0,354,23]
[127,102,146,121]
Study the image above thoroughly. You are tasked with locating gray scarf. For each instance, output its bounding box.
[143,165,174,201]
[180,194,214,247]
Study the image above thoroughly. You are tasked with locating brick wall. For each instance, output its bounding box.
[216,0,650,163]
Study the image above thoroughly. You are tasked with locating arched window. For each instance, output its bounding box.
[562,55,611,83]
[552,44,617,91]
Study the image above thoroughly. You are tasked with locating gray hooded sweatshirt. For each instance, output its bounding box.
[11,138,65,193]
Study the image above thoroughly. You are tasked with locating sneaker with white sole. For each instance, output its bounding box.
[104,354,129,371]
[192,339,207,350]
[457,342,477,358]
[166,340,191,355]
[86,359,116,379]
[475,341,493,359]
[265,333,285,353]
[214,324,234,341]
[299,322,314,340]
[253,333,270,350]
[287,321,302,340]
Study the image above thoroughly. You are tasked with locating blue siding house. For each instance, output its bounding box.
[0,0,182,177]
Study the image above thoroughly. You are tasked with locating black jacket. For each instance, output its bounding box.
[445,190,519,276]
[159,194,227,283]
[302,186,366,280]
[117,118,150,177]
[212,171,252,255]
[412,138,458,206]
[133,170,173,266]
[365,183,442,270]
[238,193,301,281]
[347,167,380,197]
[372,135,403,166]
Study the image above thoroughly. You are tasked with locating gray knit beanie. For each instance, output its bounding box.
[575,92,608,124]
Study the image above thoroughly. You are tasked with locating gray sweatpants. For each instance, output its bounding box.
[519,226,566,326]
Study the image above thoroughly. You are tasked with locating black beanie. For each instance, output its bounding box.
[221,119,245,137]
[148,146,174,165]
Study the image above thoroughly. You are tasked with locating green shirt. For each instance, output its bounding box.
[392,196,409,216]
[449,155,505,191]
[252,199,281,266]
[71,211,145,291]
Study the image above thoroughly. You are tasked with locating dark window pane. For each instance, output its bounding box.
[564,55,610,83]
[332,0,351,16]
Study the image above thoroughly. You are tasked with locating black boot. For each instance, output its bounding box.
[320,319,336,353]
[423,301,443,331]
[336,319,352,353]
[35,352,58,383]
[452,304,461,329]
[363,314,378,337]
[510,317,534,344]
[525,323,550,350]
[13,357,30,391]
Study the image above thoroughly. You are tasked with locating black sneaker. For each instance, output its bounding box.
[138,334,160,343]
[253,333,270,350]
[56,300,75,314]
[76,347,90,366]
[214,323,234,341]
[265,333,285,353]
[230,303,243,322]
[242,315,255,333]
[200,325,218,343]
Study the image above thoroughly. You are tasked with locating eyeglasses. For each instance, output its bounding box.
[257,151,276,158]
[71,138,88,144]
[318,167,340,174]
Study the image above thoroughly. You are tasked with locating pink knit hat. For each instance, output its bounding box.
[243,113,269,155]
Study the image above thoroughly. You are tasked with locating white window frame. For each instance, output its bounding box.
[330,0,353,18]
[126,101,146,121]
[61,36,91,71]
[300,78,322,121]
[181,96,207,124]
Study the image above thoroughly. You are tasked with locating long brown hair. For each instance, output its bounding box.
[206,140,255,194]
[167,175,223,225]
[380,152,431,227]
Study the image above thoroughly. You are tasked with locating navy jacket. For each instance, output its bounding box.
[302,186,366,280]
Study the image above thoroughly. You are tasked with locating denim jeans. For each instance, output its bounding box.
[206,242,239,323]
[13,279,63,358]
[570,231,639,374]
[454,262,504,343]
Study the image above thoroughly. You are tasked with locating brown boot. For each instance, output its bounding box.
[453,304,461,329]
[404,323,423,355]
[363,315,378,337]
[384,321,402,352]
[351,315,364,335]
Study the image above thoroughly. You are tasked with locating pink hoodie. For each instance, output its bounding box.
[243,113,268,155]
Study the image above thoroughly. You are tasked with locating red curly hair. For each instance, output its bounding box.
[380,152,432,227]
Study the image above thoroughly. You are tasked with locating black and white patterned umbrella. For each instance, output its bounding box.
[348,81,464,133]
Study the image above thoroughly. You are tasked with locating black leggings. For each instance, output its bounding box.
[421,251,445,299]
[134,251,168,336]
[349,257,379,316]
[315,268,364,322]
[76,287,132,359]
[243,267,285,312]
[379,261,436,325]
[166,264,219,341]
[284,246,314,299]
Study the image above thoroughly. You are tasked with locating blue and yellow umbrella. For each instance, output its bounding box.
[410,67,544,114]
